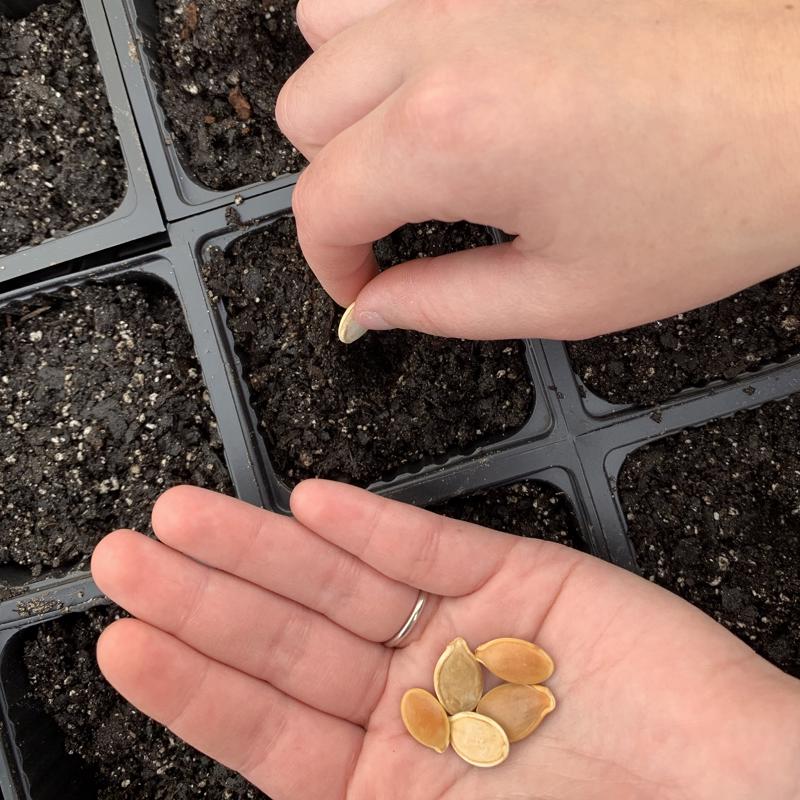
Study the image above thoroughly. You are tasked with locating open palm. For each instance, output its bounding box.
[91,480,800,800]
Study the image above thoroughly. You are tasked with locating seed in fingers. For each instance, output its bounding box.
[476,683,556,743]
[433,637,484,715]
[474,637,554,684]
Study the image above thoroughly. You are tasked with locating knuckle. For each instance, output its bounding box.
[294,0,321,45]
[290,170,316,238]
[174,569,210,638]
[408,514,446,586]
[393,67,481,153]
[274,79,298,140]
[269,606,313,674]
[150,484,192,537]
[292,169,316,242]
[317,552,362,616]
[239,704,291,777]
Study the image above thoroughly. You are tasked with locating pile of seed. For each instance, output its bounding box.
[401,637,556,767]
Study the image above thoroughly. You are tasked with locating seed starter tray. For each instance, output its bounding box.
[0,4,799,790]
[0,249,266,617]
[0,0,163,285]
[102,0,299,222]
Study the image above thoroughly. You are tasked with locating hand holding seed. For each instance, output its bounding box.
[402,637,556,767]
[280,0,800,342]
[90,480,800,799]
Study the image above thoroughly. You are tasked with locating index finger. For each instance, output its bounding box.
[290,479,541,595]
[297,0,395,49]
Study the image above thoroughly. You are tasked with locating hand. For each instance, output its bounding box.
[91,481,800,800]
[276,0,800,340]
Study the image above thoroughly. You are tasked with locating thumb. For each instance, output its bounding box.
[344,241,595,341]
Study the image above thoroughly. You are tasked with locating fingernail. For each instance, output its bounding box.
[357,310,393,332]
[338,303,369,344]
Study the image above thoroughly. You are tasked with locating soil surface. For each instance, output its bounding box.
[620,396,800,677]
[155,0,309,190]
[0,281,231,582]
[204,219,533,486]
[568,268,800,406]
[23,606,264,799]
[0,0,126,255]
[429,481,585,550]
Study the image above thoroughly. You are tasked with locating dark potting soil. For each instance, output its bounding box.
[620,396,800,677]
[0,281,231,584]
[23,606,264,799]
[154,0,309,191]
[0,0,126,255]
[429,481,585,551]
[204,219,534,487]
[568,268,800,406]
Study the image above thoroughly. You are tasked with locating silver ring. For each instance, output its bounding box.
[384,591,428,648]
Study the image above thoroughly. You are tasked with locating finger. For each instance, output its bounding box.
[98,619,362,800]
[296,0,396,49]
[150,486,421,642]
[352,240,582,339]
[290,479,523,595]
[277,17,407,159]
[92,530,389,724]
[291,71,521,306]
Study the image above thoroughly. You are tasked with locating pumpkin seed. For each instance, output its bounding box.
[433,637,484,715]
[476,683,556,743]
[474,637,554,684]
[337,302,368,344]
[449,712,510,768]
[400,688,450,753]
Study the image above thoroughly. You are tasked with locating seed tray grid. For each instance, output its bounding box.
[102,0,300,222]
[168,186,562,516]
[0,250,268,629]
[0,0,163,283]
[1,2,799,793]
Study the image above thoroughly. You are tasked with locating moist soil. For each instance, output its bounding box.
[154,0,309,191]
[204,219,534,487]
[0,280,231,586]
[429,481,585,551]
[23,606,265,799]
[620,396,800,677]
[568,268,800,406]
[0,0,126,256]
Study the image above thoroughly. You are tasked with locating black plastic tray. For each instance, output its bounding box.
[0,580,105,800]
[2,182,800,796]
[0,0,164,284]
[168,185,800,563]
[168,187,572,514]
[102,0,298,222]
[0,248,269,621]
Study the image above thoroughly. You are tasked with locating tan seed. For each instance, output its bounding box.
[449,712,510,768]
[476,683,556,743]
[474,637,554,684]
[338,302,368,344]
[400,689,450,754]
[433,637,484,715]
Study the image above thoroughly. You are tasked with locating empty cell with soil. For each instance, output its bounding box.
[428,481,585,551]
[203,219,534,487]
[568,268,800,406]
[620,396,800,677]
[0,0,127,255]
[0,280,231,588]
[153,0,309,190]
[16,606,265,799]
